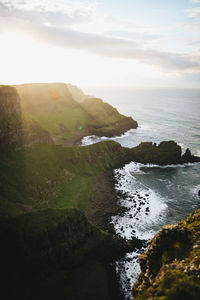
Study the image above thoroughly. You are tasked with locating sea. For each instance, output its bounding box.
[81,88,200,299]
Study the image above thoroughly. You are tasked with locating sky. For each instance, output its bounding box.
[0,0,200,89]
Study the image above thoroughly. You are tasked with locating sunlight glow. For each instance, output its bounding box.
[0,30,170,88]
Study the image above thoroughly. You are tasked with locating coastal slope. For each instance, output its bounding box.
[16,82,138,145]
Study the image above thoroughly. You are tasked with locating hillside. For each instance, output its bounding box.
[16,83,138,145]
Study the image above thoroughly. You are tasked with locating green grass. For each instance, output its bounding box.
[0,141,125,219]
[33,106,93,138]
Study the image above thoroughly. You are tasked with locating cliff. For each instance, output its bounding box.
[0,85,23,148]
[81,97,138,137]
[132,209,200,300]
[67,84,138,135]
[0,85,53,149]
[16,83,138,145]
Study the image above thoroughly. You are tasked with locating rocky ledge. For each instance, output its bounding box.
[132,209,200,300]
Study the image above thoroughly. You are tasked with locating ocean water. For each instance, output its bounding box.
[82,88,200,299]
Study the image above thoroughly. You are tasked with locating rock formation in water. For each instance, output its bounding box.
[182,148,200,163]
[132,209,200,299]
[127,141,200,165]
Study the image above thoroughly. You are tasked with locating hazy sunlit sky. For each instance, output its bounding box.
[0,0,200,88]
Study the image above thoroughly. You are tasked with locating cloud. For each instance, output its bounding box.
[191,0,200,3]
[24,23,200,72]
[185,6,200,18]
[0,0,99,26]
[0,0,200,73]
[0,0,98,14]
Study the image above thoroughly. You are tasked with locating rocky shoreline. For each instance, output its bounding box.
[88,142,200,299]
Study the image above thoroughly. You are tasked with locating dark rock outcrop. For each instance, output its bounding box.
[182,148,200,163]
[132,209,200,300]
[128,141,200,165]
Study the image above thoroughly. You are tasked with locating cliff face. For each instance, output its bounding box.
[132,209,200,300]
[0,86,22,148]
[0,85,53,149]
[67,84,138,135]
[82,97,138,136]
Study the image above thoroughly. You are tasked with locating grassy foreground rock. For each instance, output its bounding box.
[132,209,200,300]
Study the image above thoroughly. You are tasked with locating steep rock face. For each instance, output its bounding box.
[67,85,138,135]
[132,209,200,300]
[0,85,22,148]
[0,85,53,149]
